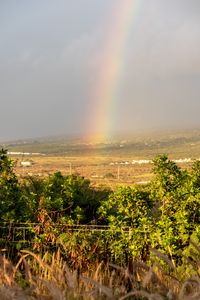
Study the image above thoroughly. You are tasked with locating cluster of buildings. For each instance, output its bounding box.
[110,158,192,166]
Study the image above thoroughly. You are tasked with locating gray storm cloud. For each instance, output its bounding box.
[0,0,200,141]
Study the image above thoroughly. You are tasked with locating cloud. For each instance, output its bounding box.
[0,0,200,140]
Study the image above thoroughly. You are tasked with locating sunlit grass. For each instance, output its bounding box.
[1,240,200,299]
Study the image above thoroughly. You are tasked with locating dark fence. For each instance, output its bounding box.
[0,222,131,246]
[0,223,139,264]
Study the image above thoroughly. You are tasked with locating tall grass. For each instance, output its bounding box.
[0,240,200,299]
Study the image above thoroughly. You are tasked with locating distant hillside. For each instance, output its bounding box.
[2,129,200,158]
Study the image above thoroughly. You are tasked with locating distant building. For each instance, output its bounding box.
[21,161,32,167]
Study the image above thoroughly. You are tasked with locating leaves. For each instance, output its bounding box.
[1,150,200,267]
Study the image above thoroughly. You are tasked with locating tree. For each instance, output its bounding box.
[0,149,31,222]
[99,185,153,260]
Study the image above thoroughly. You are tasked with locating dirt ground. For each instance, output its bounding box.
[12,154,153,188]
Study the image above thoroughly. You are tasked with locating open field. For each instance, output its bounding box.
[2,129,200,187]
[11,154,154,188]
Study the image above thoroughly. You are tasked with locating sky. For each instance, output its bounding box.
[0,0,200,141]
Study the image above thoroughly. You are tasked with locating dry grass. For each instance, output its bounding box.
[12,153,153,188]
[0,241,200,299]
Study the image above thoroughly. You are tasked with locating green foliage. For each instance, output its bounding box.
[191,160,200,184]
[20,171,110,224]
[98,154,200,262]
[40,172,108,224]
[99,186,152,227]
[150,154,187,199]
[148,155,200,260]
[98,186,153,260]
[1,150,200,267]
[0,149,32,222]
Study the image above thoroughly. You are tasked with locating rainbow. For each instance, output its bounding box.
[87,0,142,142]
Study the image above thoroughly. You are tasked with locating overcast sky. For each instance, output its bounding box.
[0,0,200,141]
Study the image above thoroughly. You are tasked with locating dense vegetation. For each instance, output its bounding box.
[1,148,200,269]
